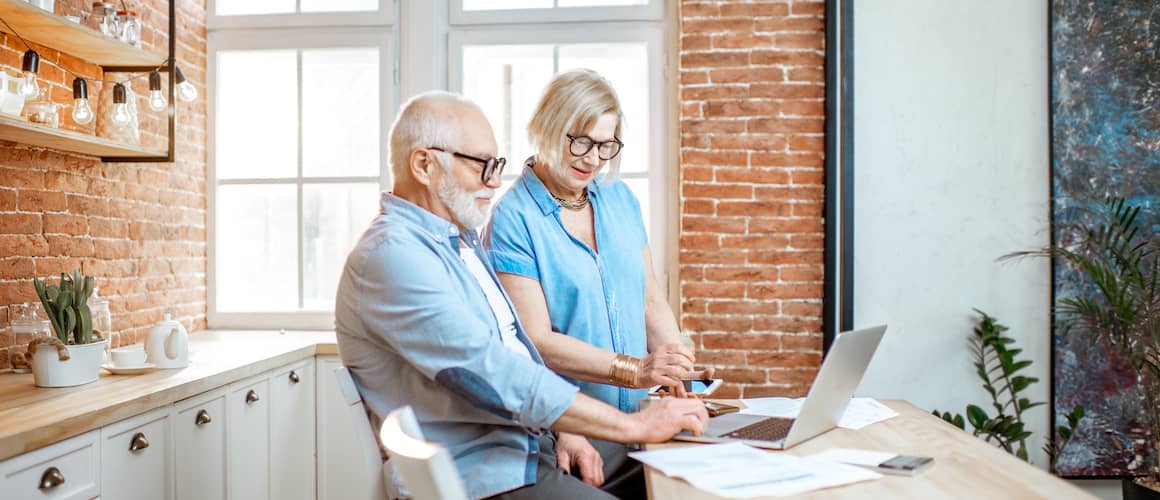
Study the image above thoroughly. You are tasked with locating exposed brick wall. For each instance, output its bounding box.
[0,0,207,369]
[679,0,826,398]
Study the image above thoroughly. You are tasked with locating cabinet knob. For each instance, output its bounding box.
[289,370,300,383]
[245,389,260,404]
[195,409,212,426]
[38,466,65,490]
[129,432,150,452]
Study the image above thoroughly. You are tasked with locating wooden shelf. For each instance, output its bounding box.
[0,113,166,158]
[0,0,164,67]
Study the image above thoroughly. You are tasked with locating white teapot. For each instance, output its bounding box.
[145,313,189,369]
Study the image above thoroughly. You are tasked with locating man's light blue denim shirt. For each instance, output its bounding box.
[483,165,649,412]
[335,192,579,500]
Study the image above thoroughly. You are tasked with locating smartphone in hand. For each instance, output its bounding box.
[648,378,724,397]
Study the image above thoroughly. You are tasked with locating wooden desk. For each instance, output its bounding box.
[644,400,1095,499]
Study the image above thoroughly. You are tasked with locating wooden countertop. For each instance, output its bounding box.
[0,330,338,461]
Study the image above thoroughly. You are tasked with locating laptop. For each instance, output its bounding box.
[672,324,887,450]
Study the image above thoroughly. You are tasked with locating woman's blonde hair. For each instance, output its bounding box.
[527,69,624,181]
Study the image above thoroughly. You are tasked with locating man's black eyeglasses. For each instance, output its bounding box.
[428,147,506,184]
[566,134,624,161]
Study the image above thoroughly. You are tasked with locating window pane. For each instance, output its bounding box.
[216,184,298,311]
[621,177,651,243]
[303,183,380,310]
[217,51,298,179]
[462,45,553,163]
[302,49,380,178]
[463,0,552,10]
[559,43,648,174]
[301,0,378,12]
[558,0,647,5]
[215,0,294,16]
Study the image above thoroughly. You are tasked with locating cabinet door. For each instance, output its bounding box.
[0,430,100,500]
[270,360,316,500]
[174,388,228,500]
[228,377,270,500]
[101,407,171,500]
[317,356,383,500]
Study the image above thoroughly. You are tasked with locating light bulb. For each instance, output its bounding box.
[111,102,132,125]
[72,99,94,125]
[71,78,93,125]
[19,50,41,99]
[19,72,39,98]
[111,83,132,126]
[175,66,198,102]
[147,70,167,112]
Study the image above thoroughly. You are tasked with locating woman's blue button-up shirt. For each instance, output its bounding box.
[484,165,649,412]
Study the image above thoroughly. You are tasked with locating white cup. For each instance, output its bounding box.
[110,347,147,368]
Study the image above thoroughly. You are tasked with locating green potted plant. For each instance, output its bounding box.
[1005,197,1158,496]
[29,269,107,387]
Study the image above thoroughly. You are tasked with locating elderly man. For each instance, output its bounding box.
[335,91,708,499]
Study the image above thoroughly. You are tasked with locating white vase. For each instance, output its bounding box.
[31,340,107,388]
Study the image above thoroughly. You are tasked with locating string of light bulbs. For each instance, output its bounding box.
[1,13,198,127]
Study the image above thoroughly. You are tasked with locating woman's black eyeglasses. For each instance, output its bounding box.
[566,134,624,161]
[428,147,506,184]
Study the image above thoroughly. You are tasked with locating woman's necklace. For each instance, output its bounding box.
[552,189,589,211]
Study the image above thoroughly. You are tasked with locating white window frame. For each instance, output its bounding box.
[449,0,663,25]
[447,22,673,291]
[207,0,393,30]
[206,27,394,330]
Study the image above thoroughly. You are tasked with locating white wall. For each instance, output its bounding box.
[851,1,1120,498]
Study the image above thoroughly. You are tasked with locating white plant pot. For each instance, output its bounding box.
[31,340,107,388]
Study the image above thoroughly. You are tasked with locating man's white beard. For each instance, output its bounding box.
[437,171,493,229]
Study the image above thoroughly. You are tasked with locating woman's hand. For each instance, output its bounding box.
[555,433,604,487]
[635,343,696,392]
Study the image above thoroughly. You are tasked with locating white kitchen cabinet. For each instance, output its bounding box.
[269,359,316,500]
[316,355,378,500]
[227,376,270,500]
[174,387,228,500]
[100,406,172,500]
[0,430,100,500]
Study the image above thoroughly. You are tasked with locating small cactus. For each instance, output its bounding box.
[33,269,98,345]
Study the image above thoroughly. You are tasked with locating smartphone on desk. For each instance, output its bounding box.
[874,455,934,476]
[648,379,723,397]
[703,401,740,417]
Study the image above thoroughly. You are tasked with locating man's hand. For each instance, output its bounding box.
[654,366,717,398]
[555,433,604,487]
[629,398,709,443]
[636,343,696,393]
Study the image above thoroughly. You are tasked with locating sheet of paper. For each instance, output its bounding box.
[738,397,899,429]
[630,442,882,498]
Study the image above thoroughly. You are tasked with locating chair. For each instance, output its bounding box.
[333,366,403,500]
[379,406,469,500]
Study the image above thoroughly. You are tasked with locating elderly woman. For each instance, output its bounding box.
[483,69,711,495]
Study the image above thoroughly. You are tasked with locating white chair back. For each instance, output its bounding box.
[333,366,402,500]
[380,406,468,500]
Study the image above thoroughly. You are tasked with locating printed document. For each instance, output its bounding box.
[629,442,881,498]
[739,397,899,430]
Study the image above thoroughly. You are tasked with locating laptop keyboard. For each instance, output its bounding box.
[723,417,795,441]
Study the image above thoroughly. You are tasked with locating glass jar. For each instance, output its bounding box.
[11,302,52,340]
[88,286,112,342]
[115,10,141,48]
[23,88,59,128]
[89,2,117,37]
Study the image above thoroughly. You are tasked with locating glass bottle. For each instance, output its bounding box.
[115,10,141,48]
[89,2,117,37]
[88,286,112,343]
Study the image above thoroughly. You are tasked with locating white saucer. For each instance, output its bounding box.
[102,363,157,375]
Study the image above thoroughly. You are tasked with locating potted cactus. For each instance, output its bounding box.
[28,269,108,387]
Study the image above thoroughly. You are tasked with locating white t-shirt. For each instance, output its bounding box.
[459,247,533,360]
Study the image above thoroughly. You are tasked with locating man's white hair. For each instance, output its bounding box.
[388,90,483,186]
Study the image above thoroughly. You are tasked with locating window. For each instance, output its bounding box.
[449,13,672,286]
[208,0,673,328]
[208,6,392,329]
